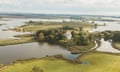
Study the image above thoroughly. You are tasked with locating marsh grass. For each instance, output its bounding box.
[17,22,94,32]
[1,53,120,72]
[0,37,34,46]
[112,42,120,50]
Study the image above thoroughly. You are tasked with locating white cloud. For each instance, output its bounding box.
[0,0,21,6]
[46,0,120,8]
[0,0,120,8]
[0,0,120,15]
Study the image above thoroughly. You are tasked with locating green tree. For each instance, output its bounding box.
[112,31,120,42]
[72,31,90,45]
[92,32,102,40]
[36,30,46,42]
[103,31,113,41]
[38,32,45,42]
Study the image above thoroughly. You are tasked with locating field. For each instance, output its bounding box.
[15,22,94,32]
[1,52,120,72]
[0,36,34,46]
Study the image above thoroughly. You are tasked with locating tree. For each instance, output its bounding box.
[36,30,45,42]
[29,20,34,23]
[72,30,91,45]
[38,32,45,42]
[79,26,83,31]
[112,31,120,42]
[92,32,102,40]
[103,31,113,41]
[71,31,78,38]
[57,31,66,40]
[89,33,95,41]
[78,34,90,45]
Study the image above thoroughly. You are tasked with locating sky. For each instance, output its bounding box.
[0,0,120,15]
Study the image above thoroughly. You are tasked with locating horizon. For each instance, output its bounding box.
[0,12,120,17]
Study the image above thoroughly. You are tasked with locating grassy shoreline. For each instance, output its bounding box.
[0,37,34,46]
[67,41,96,54]
[14,22,94,32]
[1,52,120,72]
[112,42,120,50]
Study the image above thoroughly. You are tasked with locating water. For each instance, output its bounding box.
[0,17,120,64]
[92,21,120,31]
[0,18,31,39]
[0,42,79,64]
[0,18,76,39]
[97,39,120,53]
[92,20,120,53]
[0,18,81,64]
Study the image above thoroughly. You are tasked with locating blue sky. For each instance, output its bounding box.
[0,0,120,15]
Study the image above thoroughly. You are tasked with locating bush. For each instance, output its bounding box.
[112,31,120,42]
[32,66,44,72]
[36,30,45,42]
[103,31,113,41]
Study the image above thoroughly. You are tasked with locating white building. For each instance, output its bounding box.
[64,31,72,40]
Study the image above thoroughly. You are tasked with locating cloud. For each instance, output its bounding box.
[0,0,20,6]
[0,0,11,4]
[0,0,120,15]
[47,0,120,8]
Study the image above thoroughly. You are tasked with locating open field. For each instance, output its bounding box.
[1,52,120,72]
[0,37,34,46]
[15,22,94,32]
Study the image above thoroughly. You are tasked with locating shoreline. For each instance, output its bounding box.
[1,52,120,72]
[111,42,120,50]
[0,37,34,46]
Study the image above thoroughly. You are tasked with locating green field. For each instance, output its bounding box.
[0,37,34,46]
[15,22,94,32]
[1,52,120,72]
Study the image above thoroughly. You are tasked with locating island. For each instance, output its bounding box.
[0,21,120,72]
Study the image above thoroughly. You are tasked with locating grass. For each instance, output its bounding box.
[67,41,96,54]
[0,37,34,46]
[112,42,120,50]
[19,24,63,32]
[15,22,94,32]
[1,53,120,72]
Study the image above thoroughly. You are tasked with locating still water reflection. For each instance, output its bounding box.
[0,18,120,64]
[0,42,79,64]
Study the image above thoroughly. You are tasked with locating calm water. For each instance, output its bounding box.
[92,20,120,53]
[92,21,120,31]
[0,18,120,64]
[97,39,120,53]
[0,18,80,64]
[0,18,74,39]
[0,42,80,64]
